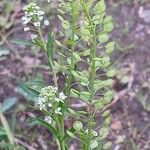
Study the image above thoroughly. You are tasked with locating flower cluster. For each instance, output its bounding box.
[22,3,49,40]
[36,86,67,124]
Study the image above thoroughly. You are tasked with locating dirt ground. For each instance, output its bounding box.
[0,0,150,150]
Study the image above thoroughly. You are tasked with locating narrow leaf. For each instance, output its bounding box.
[11,39,33,46]
[0,97,17,113]
[27,117,60,139]
[46,33,54,58]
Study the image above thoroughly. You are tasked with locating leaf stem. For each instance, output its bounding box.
[37,28,58,87]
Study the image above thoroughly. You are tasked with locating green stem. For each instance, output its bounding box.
[38,28,66,149]
[80,0,97,149]
[60,140,66,150]
[65,2,76,95]
[60,115,66,150]
[54,114,65,150]
[38,28,58,87]
[0,112,15,145]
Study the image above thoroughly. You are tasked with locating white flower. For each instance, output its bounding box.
[37,97,46,110]
[44,116,52,124]
[48,103,52,107]
[37,10,45,16]
[48,0,51,2]
[54,97,60,102]
[54,97,64,103]
[35,6,40,10]
[59,92,67,100]
[39,16,44,21]
[22,16,31,24]
[55,107,62,115]
[24,27,30,31]
[28,12,34,16]
[34,22,40,27]
[54,87,58,91]
[31,34,37,39]
[44,20,50,26]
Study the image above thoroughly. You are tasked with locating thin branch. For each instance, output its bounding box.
[14,138,37,150]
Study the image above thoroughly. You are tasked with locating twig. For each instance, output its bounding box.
[100,89,128,113]
[137,122,150,142]
[37,136,47,150]
[71,102,87,108]
[0,27,22,46]
[71,89,128,113]
[14,138,37,150]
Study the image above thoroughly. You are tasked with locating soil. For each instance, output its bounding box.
[0,0,150,150]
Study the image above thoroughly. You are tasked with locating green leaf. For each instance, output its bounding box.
[66,130,76,138]
[103,22,114,32]
[79,91,90,102]
[0,97,17,113]
[70,89,80,98]
[73,52,81,61]
[62,2,71,11]
[90,140,99,149]
[71,89,89,103]
[61,127,75,141]
[0,142,25,150]
[17,82,40,101]
[93,13,105,25]
[58,15,70,29]
[27,117,60,139]
[11,39,33,46]
[102,110,110,117]
[0,112,15,144]
[93,79,113,92]
[62,20,70,29]
[72,0,81,19]
[103,16,112,24]
[80,27,90,41]
[102,141,112,149]
[98,33,109,43]
[103,91,114,104]
[73,121,83,132]
[105,42,115,54]
[106,69,116,77]
[57,15,64,22]
[71,71,89,83]
[0,127,7,137]
[57,9,65,14]
[62,127,76,142]
[103,117,111,126]
[27,80,45,91]
[0,49,10,57]
[99,127,109,140]
[71,70,79,78]
[67,108,77,115]
[94,99,104,109]
[79,49,90,56]
[67,57,72,65]
[95,56,111,68]
[94,0,106,14]
[55,40,63,47]
[46,33,54,58]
